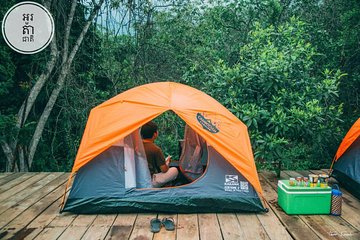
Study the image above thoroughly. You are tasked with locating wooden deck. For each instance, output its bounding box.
[0,170,359,240]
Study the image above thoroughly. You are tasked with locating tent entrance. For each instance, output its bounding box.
[70,123,213,196]
[178,125,208,181]
[112,130,152,189]
[68,130,152,202]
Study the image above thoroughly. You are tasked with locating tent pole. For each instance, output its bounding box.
[59,172,74,212]
[261,196,270,212]
[329,156,336,175]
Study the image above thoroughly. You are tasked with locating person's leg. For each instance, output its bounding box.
[152,167,178,187]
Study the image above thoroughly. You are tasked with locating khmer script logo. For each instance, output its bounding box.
[2,1,54,54]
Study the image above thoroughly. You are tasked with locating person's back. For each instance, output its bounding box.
[143,141,164,175]
[141,121,178,187]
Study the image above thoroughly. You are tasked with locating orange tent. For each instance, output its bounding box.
[330,118,360,200]
[334,118,360,161]
[71,81,263,196]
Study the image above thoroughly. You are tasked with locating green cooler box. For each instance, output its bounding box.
[277,180,331,214]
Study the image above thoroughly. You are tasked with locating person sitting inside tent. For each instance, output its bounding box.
[141,121,178,187]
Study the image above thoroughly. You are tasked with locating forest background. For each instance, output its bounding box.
[0,0,359,172]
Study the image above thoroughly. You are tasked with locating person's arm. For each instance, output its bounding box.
[159,164,169,173]
[155,147,168,173]
[165,155,171,166]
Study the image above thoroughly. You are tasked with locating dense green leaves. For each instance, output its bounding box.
[196,18,344,170]
[0,0,359,172]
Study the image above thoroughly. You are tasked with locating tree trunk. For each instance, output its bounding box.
[16,37,58,129]
[2,0,105,171]
[27,0,105,169]
[1,0,59,172]
[18,145,28,172]
[1,32,59,172]
[28,64,69,168]
[1,141,16,172]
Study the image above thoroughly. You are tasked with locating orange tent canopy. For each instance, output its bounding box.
[334,118,360,161]
[72,82,263,196]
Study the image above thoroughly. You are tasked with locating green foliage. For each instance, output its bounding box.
[0,44,17,145]
[153,112,185,159]
[287,0,360,126]
[1,0,359,172]
[195,18,344,170]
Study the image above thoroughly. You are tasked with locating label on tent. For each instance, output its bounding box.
[224,175,249,192]
[196,113,219,133]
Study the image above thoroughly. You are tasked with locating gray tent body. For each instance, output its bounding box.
[62,129,266,213]
[332,137,360,199]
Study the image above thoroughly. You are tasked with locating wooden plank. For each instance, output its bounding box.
[1,176,68,229]
[48,212,77,227]
[54,212,90,239]
[82,226,111,240]
[128,213,155,240]
[256,205,293,240]
[0,173,13,179]
[0,195,67,240]
[23,228,43,240]
[237,213,270,240]
[198,214,222,240]
[176,214,199,240]
[92,214,117,226]
[33,227,67,240]
[217,213,245,239]
[154,214,177,240]
[301,215,346,240]
[58,226,88,240]
[259,172,320,240]
[105,214,137,240]
[320,215,360,240]
[54,212,91,239]
[81,214,117,240]
[0,227,42,240]
[341,201,360,231]
[0,173,68,229]
[27,196,67,229]
[71,214,97,227]
[282,170,305,178]
[0,172,62,214]
[0,173,49,203]
[0,173,35,193]
[0,172,25,186]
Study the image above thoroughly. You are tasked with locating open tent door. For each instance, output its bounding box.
[179,125,207,181]
[64,130,152,212]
